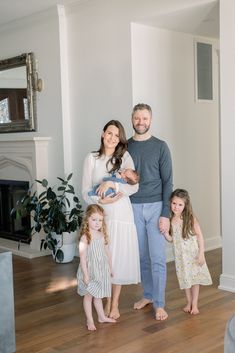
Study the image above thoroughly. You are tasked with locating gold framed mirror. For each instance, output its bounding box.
[0,53,37,133]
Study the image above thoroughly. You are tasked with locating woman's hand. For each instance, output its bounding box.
[96,181,115,198]
[99,192,123,204]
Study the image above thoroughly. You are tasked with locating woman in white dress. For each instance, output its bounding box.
[82,120,140,319]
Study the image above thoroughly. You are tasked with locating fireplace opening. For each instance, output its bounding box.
[0,179,31,244]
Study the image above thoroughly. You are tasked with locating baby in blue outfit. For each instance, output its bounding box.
[88,168,139,199]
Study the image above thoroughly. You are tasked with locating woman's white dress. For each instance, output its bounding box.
[82,151,140,285]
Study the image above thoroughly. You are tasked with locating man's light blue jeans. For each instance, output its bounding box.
[132,202,166,308]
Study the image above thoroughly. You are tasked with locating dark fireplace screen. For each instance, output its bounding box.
[0,180,30,244]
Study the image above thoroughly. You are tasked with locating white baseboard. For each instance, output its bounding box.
[219,274,235,293]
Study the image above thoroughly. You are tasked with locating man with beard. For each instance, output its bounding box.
[128,103,173,321]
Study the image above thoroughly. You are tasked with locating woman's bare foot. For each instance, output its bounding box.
[155,307,168,321]
[98,316,116,323]
[190,307,199,315]
[109,306,120,319]
[183,304,192,313]
[134,298,152,310]
[86,321,96,331]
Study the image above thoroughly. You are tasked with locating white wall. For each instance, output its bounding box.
[131,23,221,252]
[65,0,220,202]
[219,0,235,292]
[0,7,65,183]
[0,0,222,259]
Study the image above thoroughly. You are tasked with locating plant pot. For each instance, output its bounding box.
[52,232,78,263]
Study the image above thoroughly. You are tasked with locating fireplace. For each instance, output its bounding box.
[0,136,50,257]
[0,179,30,243]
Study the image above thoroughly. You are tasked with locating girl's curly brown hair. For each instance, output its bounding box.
[79,204,109,244]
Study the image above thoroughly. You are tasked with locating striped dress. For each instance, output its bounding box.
[77,236,111,298]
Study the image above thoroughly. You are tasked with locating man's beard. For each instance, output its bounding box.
[132,124,150,135]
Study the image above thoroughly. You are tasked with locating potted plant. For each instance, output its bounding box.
[11,173,83,262]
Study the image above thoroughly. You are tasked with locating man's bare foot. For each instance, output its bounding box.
[155,307,168,321]
[86,321,96,331]
[190,307,199,315]
[104,302,111,317]
[109,307,120,319]
[98,316,116,323]
[134,298,152,310]
[183,304,191,313]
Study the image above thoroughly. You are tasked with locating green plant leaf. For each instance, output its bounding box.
[39,191,47,199]
[67,173,73,181]
[35,223,41,233]
[57,177,65,183]
[55,249,64,262]
[47,188,56,200]
[65,189,74,194]
[73,196,79,203]
[65,198,71,208]
[58,186,66,191]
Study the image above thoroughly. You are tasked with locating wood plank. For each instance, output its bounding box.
[12,248,235,353]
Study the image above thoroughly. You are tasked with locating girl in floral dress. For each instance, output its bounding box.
[163,189,212,315]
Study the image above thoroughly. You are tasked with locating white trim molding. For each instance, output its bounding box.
[219,274,235,293]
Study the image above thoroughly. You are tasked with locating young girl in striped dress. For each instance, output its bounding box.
[77,204,116,331]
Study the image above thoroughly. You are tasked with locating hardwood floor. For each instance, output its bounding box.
[12,248,235,353]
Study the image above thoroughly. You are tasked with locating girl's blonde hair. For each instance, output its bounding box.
[170,189,195,239]
[79,204,108,244]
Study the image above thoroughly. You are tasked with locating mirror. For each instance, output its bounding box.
[0,53,37,133]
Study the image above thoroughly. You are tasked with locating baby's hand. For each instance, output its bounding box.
[84,274,89,285]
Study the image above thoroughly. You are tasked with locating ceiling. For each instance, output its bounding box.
[139,1,219,38]
[0,0,219,38]
[0,0,75,27]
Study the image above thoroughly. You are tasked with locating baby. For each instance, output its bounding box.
[88,168,139,199]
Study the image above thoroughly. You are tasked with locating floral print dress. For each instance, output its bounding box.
[171,223,212,290]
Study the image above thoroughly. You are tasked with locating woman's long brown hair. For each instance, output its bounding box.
[79,204,108,244]
[95,120,127,173]
[170,189,195,239]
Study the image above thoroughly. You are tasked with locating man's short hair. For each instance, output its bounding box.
[132,103,152,117]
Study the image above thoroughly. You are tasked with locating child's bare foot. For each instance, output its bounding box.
[134,298,152,310]
[86,321,96,331]
[190,307,199,315]
[183,304,192,313]
[109,306,120,319]
[155,307,168,321]
[98,316,116,323]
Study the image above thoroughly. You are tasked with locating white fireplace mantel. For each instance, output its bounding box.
[0,136,51,258]
[0,136,51,183]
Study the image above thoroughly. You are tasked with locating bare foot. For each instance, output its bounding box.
[98,316,116,323]
[155,307,168,321]
[190,307,199,315]
[134,298,152,310]
[183,304,192,313]
[109,307,120,319]
[86,321,96,331]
